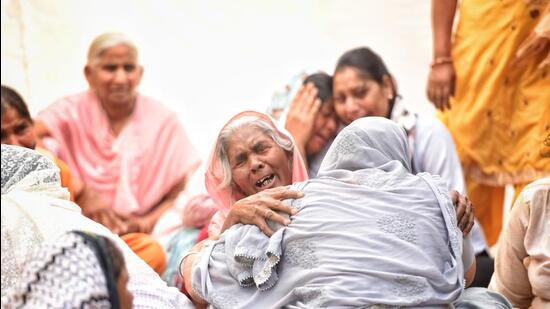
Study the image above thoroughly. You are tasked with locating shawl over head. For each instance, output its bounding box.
[192,117,465,308]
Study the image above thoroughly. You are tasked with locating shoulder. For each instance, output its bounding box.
[137,94,181,124]
[42,91,90,113]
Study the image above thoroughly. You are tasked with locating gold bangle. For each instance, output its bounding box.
[178,251,200,279]
[430,56,453,67]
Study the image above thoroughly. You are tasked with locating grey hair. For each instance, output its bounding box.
[87,32,138,66]
[215,115,293,190]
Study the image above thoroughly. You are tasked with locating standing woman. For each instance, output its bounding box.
[34,32,201,274]
[427,0,550,247]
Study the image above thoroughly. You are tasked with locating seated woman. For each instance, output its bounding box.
[331,47,491,286]
[1,84,167,275]
[1,145,195,308]
[283,72,339,177]
[2,85,79,201]
[183,117,510,308]
[2,231,133,308]
[33,33,202,274]
[489,177,549,308]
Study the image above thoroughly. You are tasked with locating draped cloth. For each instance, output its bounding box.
[2,231,118,308]
[191,117,466,308]
[205,111,309,237]
[1,145,194,309]
[37,90,201,216]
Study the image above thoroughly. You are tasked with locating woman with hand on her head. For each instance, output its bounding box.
[2,231,133,309]
[283,72,339,177]
[32,33,201,274]
[205,111,307,238]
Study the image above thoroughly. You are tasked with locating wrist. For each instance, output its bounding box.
[430,56,453,68]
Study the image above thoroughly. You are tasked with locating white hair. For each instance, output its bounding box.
[87,32,138,66]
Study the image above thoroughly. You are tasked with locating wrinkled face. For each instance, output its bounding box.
[117,267,133,309]
[1,107,36,149]
[306,100,338,156]
[226,125,293,196]
[85,44,143,110]
[333,67,392,125]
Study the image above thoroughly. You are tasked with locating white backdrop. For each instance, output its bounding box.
[1,0,435,192]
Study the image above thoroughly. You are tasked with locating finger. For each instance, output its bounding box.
[308,98,321,115]
[463,212,475,236]
[427,83,435,105]
[457,197,470,231]
[254,218,274,237]
[270,189,305,200]
[441,86,450,111]
[266,200,298,215]
[267,211,292,226]
[435,86,445,111]
[450,190,459,206]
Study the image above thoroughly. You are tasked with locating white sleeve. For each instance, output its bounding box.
[413,116,465,193]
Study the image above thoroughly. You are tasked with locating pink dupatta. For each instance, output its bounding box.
[37,90,201,216]
[205,111,308,236]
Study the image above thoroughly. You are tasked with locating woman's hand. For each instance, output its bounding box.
[450,190,475,236]
[285,83,321,158]
[222,186,304,236]
[426,62,455,111]
[84,207,129,235]
[124,215,156,234]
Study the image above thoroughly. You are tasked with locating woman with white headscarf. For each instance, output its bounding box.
[183,117,510,308]
[0,145,194,308]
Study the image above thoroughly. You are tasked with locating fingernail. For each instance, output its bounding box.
[291,209,298,215]
[285,219,291,225]
[298,192,305,197]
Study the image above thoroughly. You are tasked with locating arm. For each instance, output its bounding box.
[426,0,458,110]
[462,235,476,287]
[183,241,209,308]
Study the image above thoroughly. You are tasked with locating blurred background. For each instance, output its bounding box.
[1,0,434,191]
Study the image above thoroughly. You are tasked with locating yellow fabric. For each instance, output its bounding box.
[122,232,167,275]
[439,0,550,187]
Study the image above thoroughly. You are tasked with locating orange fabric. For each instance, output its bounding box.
[122,232,167,275]
[54,157,76,202]
[466,177,505,246]
[467,177,529,246]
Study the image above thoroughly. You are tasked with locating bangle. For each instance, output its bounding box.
[178,251,200,279]
[430,56,453,67]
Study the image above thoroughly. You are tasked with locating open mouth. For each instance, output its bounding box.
[255,174,275,188]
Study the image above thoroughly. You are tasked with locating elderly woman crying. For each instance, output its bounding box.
[205,111,308,237]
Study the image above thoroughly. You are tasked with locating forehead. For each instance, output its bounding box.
[1,107,26,124]
[96,44,137,63]
[226,125,272,152]
[334,68,369,89]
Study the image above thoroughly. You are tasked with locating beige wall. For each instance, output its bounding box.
[1,0,435,189]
